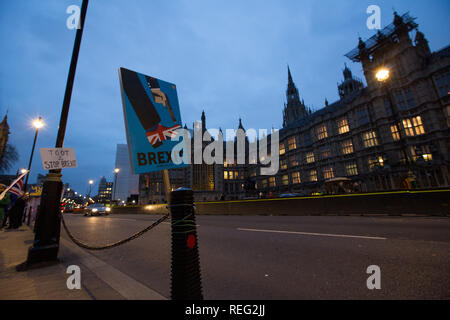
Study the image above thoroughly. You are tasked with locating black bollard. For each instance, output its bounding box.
[26,173,63,266]
[170,188,203,300]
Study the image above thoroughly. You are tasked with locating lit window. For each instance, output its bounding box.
[269,177,276,187]
[412,145,433,162]
[306,152,315,164]
[316,124,328,140]
[368,156,384,171]
[422,153,433,161]
[292,172,301,184]
[279,142,286,155]
[403,119,414,136]
[390,125,400,141]
[229,171,234,180]
[362,131,378,148]
[280,159,287,170]
[224,171,228,180]
[345,163,358,176]
[341,139,354,155]
[323,167,334,180]
[310,170,318,182]
[402,116,425,136]
[282,175,289,186]
[288,137,297,150]
[337,117,350,134]
[412,116,425,135]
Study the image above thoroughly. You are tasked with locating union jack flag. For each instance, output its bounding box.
[9,176,24,198]
[146,124,181,147]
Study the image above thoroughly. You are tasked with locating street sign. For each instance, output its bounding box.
[119,67,188,174]
[39,148,77,170]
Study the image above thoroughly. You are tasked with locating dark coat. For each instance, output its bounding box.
[8,197,25,228]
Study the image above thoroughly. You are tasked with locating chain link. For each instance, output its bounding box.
[61,213,169,250]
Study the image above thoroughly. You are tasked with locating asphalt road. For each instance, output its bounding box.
[61,213,450,299]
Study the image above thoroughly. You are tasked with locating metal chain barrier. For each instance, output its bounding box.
[60,213,169,250]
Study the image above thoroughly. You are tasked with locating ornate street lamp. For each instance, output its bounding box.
[375,67,415,188]
[23,117,44,193]
[375,68,390,82]
[113,168,120,202]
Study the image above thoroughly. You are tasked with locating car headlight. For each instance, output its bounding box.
[92,208,98,212]
[106,207,111,212]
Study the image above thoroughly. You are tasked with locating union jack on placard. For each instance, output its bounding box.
[146,124,181,147]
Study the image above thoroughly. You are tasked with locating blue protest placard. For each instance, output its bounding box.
[119,67,187,174]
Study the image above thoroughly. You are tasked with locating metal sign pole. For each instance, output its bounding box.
[163,169,171,204]
[21,0,89,269]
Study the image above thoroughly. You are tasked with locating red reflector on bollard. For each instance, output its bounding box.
[187,234,196,249]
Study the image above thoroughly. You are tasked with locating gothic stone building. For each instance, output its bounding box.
[251,12,450,196]
[139,12,450,203]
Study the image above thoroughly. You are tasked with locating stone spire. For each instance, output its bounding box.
[283,66,307,128]
[201,110,206,133]
[393,11,403,27]
[286,65,299,100]
[343,63,352,80]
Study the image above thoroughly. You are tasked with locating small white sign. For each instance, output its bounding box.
[40,148,77,170]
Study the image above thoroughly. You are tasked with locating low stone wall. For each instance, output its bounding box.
[110,204,168,215]
[111,190,450,216]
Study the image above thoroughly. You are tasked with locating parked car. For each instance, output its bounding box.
[278,193,301,198]
[84,203,111,216]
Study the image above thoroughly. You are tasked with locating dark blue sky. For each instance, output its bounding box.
[1,0,449,194]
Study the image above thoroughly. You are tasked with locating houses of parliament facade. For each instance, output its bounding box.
[138,12,450,204]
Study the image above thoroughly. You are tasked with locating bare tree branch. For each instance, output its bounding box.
[0,143,19,173]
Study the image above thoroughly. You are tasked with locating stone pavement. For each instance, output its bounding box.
[0,225,164,300]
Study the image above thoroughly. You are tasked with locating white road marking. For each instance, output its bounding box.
[237,227,387,240]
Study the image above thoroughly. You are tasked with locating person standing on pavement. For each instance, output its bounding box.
[17,194,29,227]
[0,184,11,230]
[6,195,26,229]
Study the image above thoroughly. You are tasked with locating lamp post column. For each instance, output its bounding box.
[378,68,415,189]
[23,117,44,193]
[23,0,89,268]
